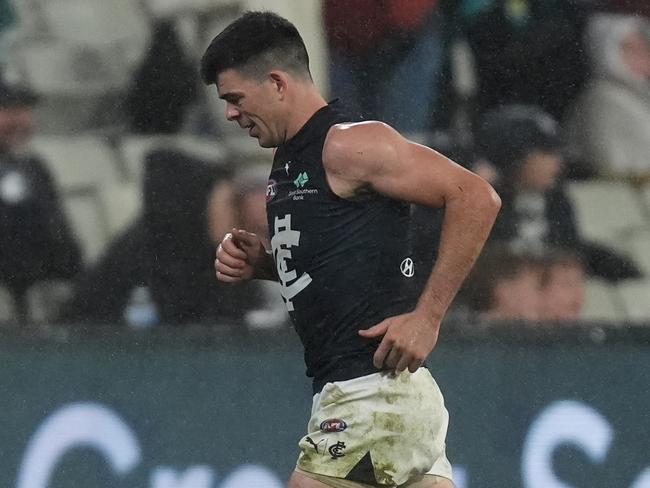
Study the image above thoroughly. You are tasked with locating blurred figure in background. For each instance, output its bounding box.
[0,79,81,322]
[207,163,288,329]
[456,0,589,121]
[124,18,198,134]
[59,149,274,327]
[207,163,270,246]
[59,149,230,325]
[475,104,576,253]
[538,248,587,322]
[462,246,543,322]
[565,13,650,181]
[322,0,444,132]
[461,246,587,323]
[475,104,642,282]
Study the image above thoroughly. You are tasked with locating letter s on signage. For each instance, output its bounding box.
[522,400,613,488]
[16,402,141,488]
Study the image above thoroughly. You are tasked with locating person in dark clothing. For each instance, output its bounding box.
[0,80,81,321]
[201,12,500,488]
[459,0,590,120]
[475,104,641,282]
[124,19,198,134]
[59,149,255,325]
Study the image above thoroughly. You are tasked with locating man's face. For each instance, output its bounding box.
[518,150,563,192]
[622,30,650,79]
[540,263,586,321]
[0,105,33,149]
[216,69,284,148]
[493,267,543,320]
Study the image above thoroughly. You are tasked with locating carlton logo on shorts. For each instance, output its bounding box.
[320,418,347,433]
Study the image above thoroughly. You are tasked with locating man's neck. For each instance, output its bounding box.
[283,84,328,142]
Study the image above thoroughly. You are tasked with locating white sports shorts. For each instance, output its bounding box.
[296,368,453,486]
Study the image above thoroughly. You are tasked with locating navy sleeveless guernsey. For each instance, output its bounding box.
[266,102,419,393]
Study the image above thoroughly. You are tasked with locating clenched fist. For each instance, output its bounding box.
[215,228,265,283]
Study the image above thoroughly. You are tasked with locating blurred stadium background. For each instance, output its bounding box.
[0,0,648,487]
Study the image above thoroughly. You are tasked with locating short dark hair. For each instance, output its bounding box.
[463,246,542,312]
[474,104,562,178]
[200,11,311,85]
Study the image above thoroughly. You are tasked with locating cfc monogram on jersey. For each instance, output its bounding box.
[271,214,312,311]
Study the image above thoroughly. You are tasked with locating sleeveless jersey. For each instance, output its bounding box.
[266,102,419,393]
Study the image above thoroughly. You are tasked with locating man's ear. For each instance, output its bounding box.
[268,71,288,99]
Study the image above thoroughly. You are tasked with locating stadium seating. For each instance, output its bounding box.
[620,229,650,276]
[617,279,650,322]
[29,135,123,190]
[581,278,626,322]
[566,180,649,252]
[642,183,650,215]
[118,134,228,184]
[62,187,110,264]
[98,182,142,237]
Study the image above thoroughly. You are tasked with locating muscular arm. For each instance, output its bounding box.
[324,121,501,320]
[323,121,501,371]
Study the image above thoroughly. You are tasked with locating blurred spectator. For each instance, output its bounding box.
[323,0,444,132]
[141,149,234,323]
[124,19,198,134]
[59,150,280,327]
[564,13,650,181]
[462,246,543,321]
[538,248,587,321]
[206,163,288,329]
[475,104,641,281]
[207,163,270,246]
[59,149,234,324]
[456,0,589,121]
[476,105,576,253]
[0,79,81,321]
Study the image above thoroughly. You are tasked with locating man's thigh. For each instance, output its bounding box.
[288,471,455,488]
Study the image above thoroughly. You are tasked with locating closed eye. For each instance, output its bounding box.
[222,94,243,106]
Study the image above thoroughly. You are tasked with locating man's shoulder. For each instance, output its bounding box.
[323,121,398,170]
[326,120,393,142]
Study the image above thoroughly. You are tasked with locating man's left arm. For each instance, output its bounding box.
[323,122,501,373]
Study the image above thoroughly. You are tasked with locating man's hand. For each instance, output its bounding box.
[215,228,265,283]
[358,311,441,373]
